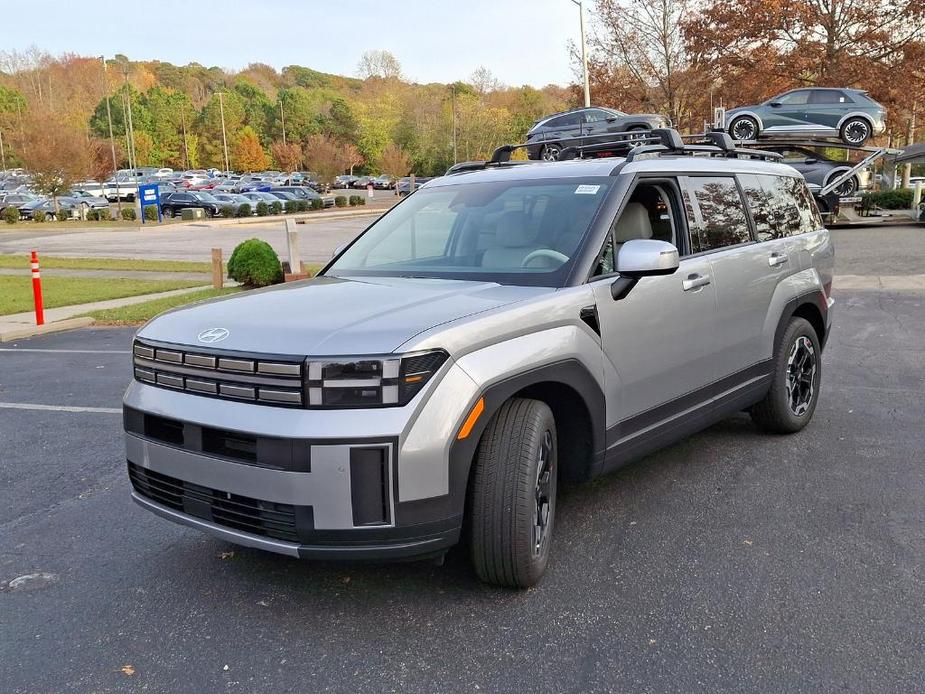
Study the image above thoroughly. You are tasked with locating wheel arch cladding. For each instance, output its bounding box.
[449,359,606,518]
[776,294,828,352]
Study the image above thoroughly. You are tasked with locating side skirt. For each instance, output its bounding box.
[602,361,773,473]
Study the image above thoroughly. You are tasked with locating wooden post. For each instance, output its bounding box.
[211,248,223,289]
[285,218,301,275]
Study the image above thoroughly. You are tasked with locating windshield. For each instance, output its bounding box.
[193,192,218,202]
[325,177,611,287]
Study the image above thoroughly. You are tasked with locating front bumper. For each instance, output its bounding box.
[123,361,480,559]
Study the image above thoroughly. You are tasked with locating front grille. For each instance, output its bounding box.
[129,462,306,543]
[133,340,304,407]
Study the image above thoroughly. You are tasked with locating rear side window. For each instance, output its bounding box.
[809,90,853,104]
[683,177,751,253]
[546,113,580,129]
[739,174,823,240]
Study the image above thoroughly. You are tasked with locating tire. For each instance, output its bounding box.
[541,143,563,161]
[828,173,858,196]
[750,317,821,434]
[728,116,759,142]
[469,398,557,588]
[840,117,871,146]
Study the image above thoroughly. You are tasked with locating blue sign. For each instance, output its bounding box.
[138,183,162,224]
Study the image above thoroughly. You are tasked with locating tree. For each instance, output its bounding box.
[356,50,402,80]
[379,142,411,177]
[342,142,364,175]
[232,126,268,171]
[304,134,350,184]
[20,111,90,211]
[588,0,706,127]
[470,66,501,95]
[87,137,117,183]
[270,140,303,173]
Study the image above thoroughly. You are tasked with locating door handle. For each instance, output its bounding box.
[682,273,711,291]
[768,253,789,267]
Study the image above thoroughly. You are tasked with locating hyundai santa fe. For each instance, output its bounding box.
[124,130,834,588]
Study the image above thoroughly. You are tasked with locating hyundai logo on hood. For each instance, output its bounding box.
[197,327,230,344]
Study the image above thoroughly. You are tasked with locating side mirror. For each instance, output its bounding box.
[332,242,347,258]
[804,158,818,165]
[769,101,781,108]
[611,239,679,300]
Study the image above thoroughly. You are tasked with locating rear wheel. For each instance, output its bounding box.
[541,143,563,161]
[830,173,859,196]
[840,117,871,146]
[728,116,759,142]
[469,398,557,588]
[750,317,821,433]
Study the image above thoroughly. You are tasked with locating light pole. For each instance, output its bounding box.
[218,91,230,174]
[570,0,591,108]
[279,99,287,147]
[100,57,118,174]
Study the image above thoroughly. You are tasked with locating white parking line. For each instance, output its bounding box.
[0,402,122,414]
[0,349,131,354]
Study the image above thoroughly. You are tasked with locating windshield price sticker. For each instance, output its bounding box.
[574,185,600,195]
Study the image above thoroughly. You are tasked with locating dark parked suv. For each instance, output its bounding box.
[526,107,670,161]
[160,191,222,218]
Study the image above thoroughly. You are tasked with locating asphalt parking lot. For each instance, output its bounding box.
[1,227,923,693]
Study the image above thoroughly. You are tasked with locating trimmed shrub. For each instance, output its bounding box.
[269,201,283,215]
[236,202,252,218]
[284,200,298,214]
[97,208,111,221]
[143,205,158,221]
[220,205,235,218]
[357,196,367,206]
[335,196,347,208]
[296,199,309,212]
[255,201,269,216]
[56,208,70,222]
[32,210,46,223]
[348,195,361,207]
[227,238,283,288]
[121,208,137,221]
[3,206,20,223]
[310,198,323,210]
[86,209,100,221]
[862,189,914,210]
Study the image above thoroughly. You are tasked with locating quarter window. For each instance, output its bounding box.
[684,177,751,253]
[808,90,853,104]
[739,174,823,240]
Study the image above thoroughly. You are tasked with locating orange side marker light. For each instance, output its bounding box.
[456,397,485,440]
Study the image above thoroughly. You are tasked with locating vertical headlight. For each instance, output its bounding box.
[305,350,448,408]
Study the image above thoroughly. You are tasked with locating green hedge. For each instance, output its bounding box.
[143,205,158,221]
[255,201,269,216]
[270,201,283,215]
[33,210,46,223]
[227,238,283,288]
[3,207,19,224]
[121,208,137,221]
[862,189,915,210]
[335,196,347,208]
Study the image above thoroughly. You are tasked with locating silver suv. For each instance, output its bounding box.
[124,130,834,588]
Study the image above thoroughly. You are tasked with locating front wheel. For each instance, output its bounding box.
[840,117,871,146]
[469,398,557,588]
[830,174,859,196]
[750,317,821,433]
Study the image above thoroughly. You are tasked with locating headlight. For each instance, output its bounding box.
[305,349,448,408]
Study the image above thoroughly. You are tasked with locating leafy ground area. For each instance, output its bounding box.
[0,255,213,273]
[85,287,242,325]
[0,276,207,315]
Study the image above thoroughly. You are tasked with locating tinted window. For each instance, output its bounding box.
[777,91,809,106]
[584,109,612,123]
[740,175,822,240]
[685,177,751,253]
[809,90,853,104]
[545,113,581,129]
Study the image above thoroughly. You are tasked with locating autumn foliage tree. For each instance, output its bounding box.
[19,111,90,210]
[232,125,268,172]
[304,134,352,184]
[378,142,410,177]
[269,140,302,173]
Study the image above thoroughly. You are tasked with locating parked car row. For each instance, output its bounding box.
[0,188,109,220]
[333,174,396,190]
[159,186,334,217]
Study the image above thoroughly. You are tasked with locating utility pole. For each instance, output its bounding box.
[571,0,591,108]
[279,99,287,147]
[0,129,5,170]
[218,91,230,174]
[122,69,137,173]
[452,84,458,164]
[902,102,916,189]
[180,106,189,170]
[100,57,118,174]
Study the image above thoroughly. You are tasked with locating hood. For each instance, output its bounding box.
[137,275,553,356]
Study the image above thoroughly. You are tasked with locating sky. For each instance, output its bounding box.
[3,0,584,88]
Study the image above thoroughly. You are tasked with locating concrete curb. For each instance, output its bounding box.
[0,317,95,343]
[171,208,388,229]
